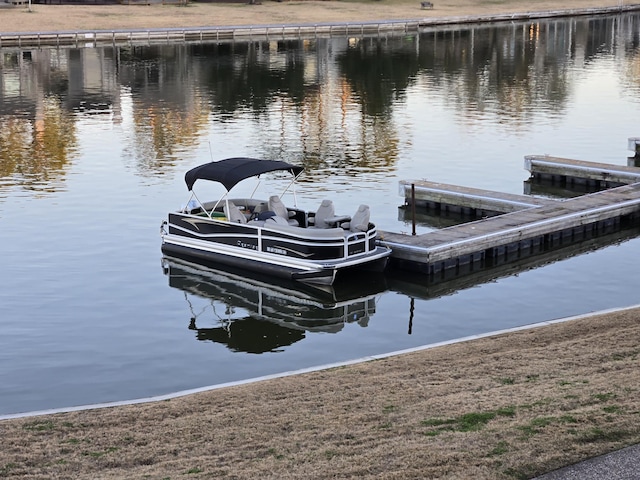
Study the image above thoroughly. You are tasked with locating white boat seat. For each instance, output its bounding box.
[265,215,290,226]
[252,201,268,215]
[311,199,335,228]
[341,204,370,232]
[224,201,247,224]
[268,195,298,226]
[266,221,344,238]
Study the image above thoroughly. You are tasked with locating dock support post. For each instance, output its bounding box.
[628,137,640,157]
[408,297,414,334]
[411,183,416,235]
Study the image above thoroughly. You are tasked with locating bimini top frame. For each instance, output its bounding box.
[184,157,304,192]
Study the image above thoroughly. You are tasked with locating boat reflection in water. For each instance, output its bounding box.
[161,256,388,353]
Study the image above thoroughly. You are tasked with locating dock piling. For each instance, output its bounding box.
[411,183,416,235]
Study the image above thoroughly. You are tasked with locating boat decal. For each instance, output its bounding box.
[181,217,220,231]
[266,244,315,258]
[236,239,258,250]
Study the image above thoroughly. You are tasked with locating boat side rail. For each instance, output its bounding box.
[344,231,368,241]
[265,219,378,256]
[345,228,377,254]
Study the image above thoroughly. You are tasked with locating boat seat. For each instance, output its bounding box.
[252,201,268,214]
[224,201,247,224]
[342,204,370,232]
[268,195,298,226]
[265,215,290,226]
[310,199,335,228]
[266,220,344,238]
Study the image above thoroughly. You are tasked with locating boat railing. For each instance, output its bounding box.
[176,203,378,259]
[344,228,376,256]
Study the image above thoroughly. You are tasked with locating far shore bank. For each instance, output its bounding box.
[2,2,639,49]
[1,0,639,35]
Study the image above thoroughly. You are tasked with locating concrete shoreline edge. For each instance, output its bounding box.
[1,4,640,47]
[418,4,640,26]
[2,303,638,421]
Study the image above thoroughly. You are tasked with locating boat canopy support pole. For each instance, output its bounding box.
[189,190,217,219]
[250,180,261,200]
[278,171,302,208]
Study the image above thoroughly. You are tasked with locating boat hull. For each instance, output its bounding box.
[161,212,391,285]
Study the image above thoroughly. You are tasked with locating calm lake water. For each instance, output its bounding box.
[1,13,640,415]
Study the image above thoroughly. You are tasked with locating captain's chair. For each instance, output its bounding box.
[224,201,247,224]
[268,195,298,226]
[312,199,335,228]
[343,204,370,232]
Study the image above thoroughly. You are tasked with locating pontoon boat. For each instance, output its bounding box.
[160,157,391,285]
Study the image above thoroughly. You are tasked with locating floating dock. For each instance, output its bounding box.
[399,179,556,216]
[383,149,640,276]
[525,155,640,187]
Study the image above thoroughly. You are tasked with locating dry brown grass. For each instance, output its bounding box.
[0,0,628,33]
[1,307,639,479]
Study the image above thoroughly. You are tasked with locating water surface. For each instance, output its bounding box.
[1,13,640,415]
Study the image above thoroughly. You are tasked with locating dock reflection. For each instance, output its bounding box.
[161,256,388,353]
[386,224,640,301]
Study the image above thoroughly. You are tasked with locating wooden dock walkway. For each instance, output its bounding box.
[525,155,640,186]
[383,154,640,276]
[400,179,556,215]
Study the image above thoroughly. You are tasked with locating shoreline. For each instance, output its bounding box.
[0,304,640,422]
[1,304,639,478]
[2,303,639,421]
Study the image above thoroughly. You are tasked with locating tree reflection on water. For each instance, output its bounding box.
[0,13,638,193]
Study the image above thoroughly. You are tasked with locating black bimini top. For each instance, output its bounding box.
[184,157,304,191]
